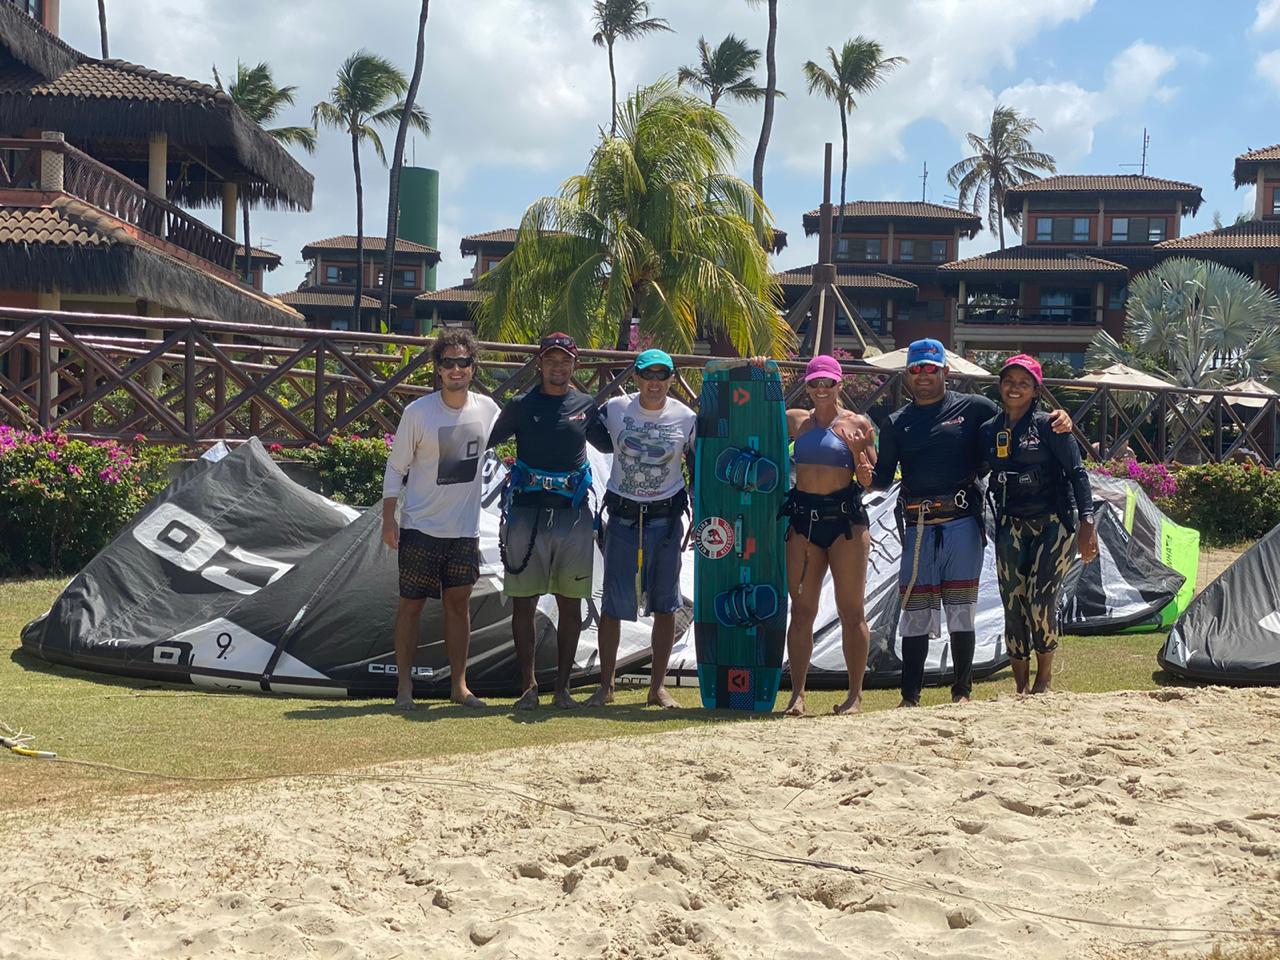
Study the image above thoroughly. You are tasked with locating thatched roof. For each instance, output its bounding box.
[0,198,303,327]
[0,9,313,210]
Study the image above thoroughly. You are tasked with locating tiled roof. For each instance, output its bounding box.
[1006,175,1202,196]
[938,245,1127,274]
[416,286,487,302]
[1236,145,1280,162]
[0,58,230,104]
[802,201,982,238]
[0,203,121,247]
[1156,219,1280,251]
[278,289,384,309]
[234,246,282,265]
[302,235,440,256]
[774,265,917,291]
[1234,145,1280,186]
[462,228,518,244]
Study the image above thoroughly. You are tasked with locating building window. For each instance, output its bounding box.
[837,238,883,261]
[1035,217,1090,243]
[324,265,358,285]
[1108,286,1126,310]
[399,269,417,288]
[898,239,947,262]
[1110,217,1166,242]
[1039,289,1091,322]
[1271,189,1280,216]
[15,0,43,19]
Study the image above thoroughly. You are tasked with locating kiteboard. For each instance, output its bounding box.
[692,359,788,711]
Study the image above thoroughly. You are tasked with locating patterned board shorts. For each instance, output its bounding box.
[398,529,481,600]
[996,515,1076,658]
[898,515,983,638]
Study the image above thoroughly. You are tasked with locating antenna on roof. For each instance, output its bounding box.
[1119,128,1150,175]
[920,161,928,201]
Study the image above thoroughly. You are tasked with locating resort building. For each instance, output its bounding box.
[937,175,1203,367]
[414,228,514,331]
[289,234,440,333]
[0,1,311,328]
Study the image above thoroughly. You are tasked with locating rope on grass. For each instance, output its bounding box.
[4,719,1280,942]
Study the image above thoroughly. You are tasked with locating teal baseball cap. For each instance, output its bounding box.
[635,348,674,370]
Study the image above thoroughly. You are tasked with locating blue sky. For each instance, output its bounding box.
[57,1,1280,294]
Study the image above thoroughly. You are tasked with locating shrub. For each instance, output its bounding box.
[1163,461,1280,546]
[0,428,180,574]
[1089,457,1179,501]
[290,433,393,506]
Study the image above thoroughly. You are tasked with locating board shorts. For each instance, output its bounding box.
[602,513,685,620]
[500,504,594,600]
[996,515,1076,659]
[399,529,480,600]
[898,515,982,637]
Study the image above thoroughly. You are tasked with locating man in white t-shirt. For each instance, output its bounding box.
[382,329,499,710]
[585,348,696,708]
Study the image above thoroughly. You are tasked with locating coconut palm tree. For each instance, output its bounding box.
[314,52,429,329]
[802,38,906,242]
[746,0,778,206]
[379,0,432,331]
[947,105,1056,248]
[591,0,672,137]
[474,79,790,357]
[677,34,773,108]
[213,61,317,284]
[96,0,109,57]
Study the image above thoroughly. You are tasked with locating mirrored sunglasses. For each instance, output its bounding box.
[806,377,838,389]
[907,363,942,375]
[636,366,673,381]
[438,356,474,370]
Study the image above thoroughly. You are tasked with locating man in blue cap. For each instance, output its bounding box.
[869,338,1072,706]
[584,348,696,708]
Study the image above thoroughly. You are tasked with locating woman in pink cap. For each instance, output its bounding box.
[981,353,1098,694]
[754,353,877,716]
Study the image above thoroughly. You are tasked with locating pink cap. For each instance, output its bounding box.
[804,354,843,382]
[1002,353,1043,384]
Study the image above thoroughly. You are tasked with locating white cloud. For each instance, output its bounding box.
[1256,49,1280,93]
[1252,0,1280,33]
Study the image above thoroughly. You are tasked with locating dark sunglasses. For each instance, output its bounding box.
[437,356,474,370]
[806,377,837,389]
[636,366,673,381]
[907,363,942,375]
[540,336,576,352]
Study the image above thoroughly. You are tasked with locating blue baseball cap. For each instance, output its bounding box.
[635,348,674,370]
[906,338,946,368]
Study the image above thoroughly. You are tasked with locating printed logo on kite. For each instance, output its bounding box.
[1259,611,1280,635]
[693,516,735,559]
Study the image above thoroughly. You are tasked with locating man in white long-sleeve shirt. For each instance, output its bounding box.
[382,329,499,710]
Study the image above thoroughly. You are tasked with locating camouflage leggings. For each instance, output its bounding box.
[995,515,1076,660]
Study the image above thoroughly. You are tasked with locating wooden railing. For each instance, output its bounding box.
[0,308,1275,465]
[0,137,239,273]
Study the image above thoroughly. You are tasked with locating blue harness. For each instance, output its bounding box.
[499,460,594,574]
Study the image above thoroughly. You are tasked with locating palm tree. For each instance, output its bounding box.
[96,0,109,58]
[677,34,773,108]
[314,53,428,329]
[947,105,1056,248]
[591,0,672,137]
[802,37,906,243]
[379,1,432,331]
[474,79,790,358]
[746,0,778,206]
[213,62,317,284]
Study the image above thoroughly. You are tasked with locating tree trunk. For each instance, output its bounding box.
[97,0,109,58]
[381,0,430,334]
[608,41,618,137]
[352,129,366,331]
[751,0,777,203]
[836,104,849,251]
[996,190,1006,249]
[241,190,252,285]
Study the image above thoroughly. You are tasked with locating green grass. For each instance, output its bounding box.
[0,575,1183,813]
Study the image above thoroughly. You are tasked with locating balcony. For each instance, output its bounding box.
[958,304,1101,326]
[0,136,239,275]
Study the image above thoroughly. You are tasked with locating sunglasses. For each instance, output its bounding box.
[540,337,576,353]
[636,366,673,381]
[907,363,942,375]
[806,378,838,389]
[438,356,474,370]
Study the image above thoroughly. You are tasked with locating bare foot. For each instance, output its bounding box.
[514,687,540,711]
[585,686,614,707]
[394,686,415,711]
[952,694,971,704]
[897,698,919,708]
[1030,682,1052,695]
[783,693,806,717]
[833,693,862,715]
[452,692,486,708]
[552,690,580,709]
[647,687,678,709]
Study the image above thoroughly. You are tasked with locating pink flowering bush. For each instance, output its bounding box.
[0,427,179,573]
[1091,457,1178,500]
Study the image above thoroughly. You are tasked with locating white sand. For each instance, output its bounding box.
[3,687,1280,959]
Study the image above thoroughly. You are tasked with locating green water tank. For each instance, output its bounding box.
[398,166,439,291]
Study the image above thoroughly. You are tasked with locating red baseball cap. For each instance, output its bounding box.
[1001,353,1043,384]
[538,331,577,358]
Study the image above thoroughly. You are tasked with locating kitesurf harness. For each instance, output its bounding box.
[781,485,865,595]
[894,483,983,614]
[498,460,593,575]
[986,412,1077,532]
[601,489,689,612]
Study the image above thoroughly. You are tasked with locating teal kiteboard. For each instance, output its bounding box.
[692,359,788,711]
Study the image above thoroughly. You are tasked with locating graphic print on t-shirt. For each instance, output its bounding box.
[436,423,482,485]
[616,414,687,498]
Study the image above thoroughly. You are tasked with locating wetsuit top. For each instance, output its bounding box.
[981,407,1093,524]
[870,390,999,500]
[487,387,599,507]
[792,424,854,470]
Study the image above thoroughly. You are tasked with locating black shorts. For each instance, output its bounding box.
[398,529,480,600]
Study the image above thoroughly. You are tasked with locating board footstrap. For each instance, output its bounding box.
[713,583,779,628]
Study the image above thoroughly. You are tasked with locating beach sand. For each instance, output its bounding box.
[2,687,1279,959]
